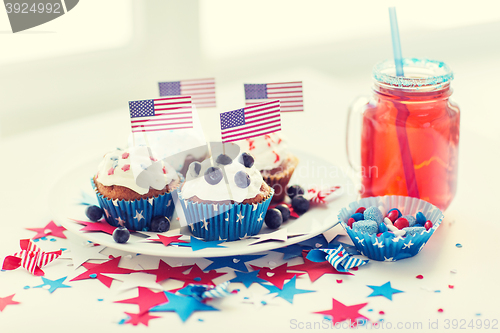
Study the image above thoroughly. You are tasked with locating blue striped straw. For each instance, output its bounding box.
[389,7,404,77]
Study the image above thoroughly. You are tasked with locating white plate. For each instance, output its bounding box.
[49,150,356,258]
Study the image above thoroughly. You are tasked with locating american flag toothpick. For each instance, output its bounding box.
[244,81,303,112]
[159,78,216,108]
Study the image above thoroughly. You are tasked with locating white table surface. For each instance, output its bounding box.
[1,67,499,333]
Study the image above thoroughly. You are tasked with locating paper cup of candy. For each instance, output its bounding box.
[338,196,444,261]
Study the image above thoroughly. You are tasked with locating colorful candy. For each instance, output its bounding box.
[403,227,426,236]
[416,212,426,225]
[385,210,399,223]
[394,218,409,230]
[352,220,378,234]
[424,220,433,231]
[351,213,364,221]
[355,207,366,214]
[347,218,355,228]
[363,206,384,224]
[402,215,416,227]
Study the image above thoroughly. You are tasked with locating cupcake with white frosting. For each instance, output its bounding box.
[92,147,181,231]
[238,133,299,202]
[180,145,274,241]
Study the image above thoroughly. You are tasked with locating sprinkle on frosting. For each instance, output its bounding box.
[122,152,129,159]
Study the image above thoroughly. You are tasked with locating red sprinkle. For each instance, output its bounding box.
[379,311,385,315]
[438,309,444,313]
[107,167,115,175]
[162,166,168,174]
[150,156,158,162]
[273,151,280,164]
[355,207,366,214]
[121,164,130,172]
[121,152,129,159]
[347,218,355,228]
[424,220,433,231]
[449,285,454,289]
[394,217,409,230]
[336,279,343,283]
[416,275,424,279]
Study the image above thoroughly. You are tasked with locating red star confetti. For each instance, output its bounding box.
[115,287,168,315]
[0,294,20,312]
[26,221,67,239]
[148,234,188,247]
[269,202,299,219]
[70,256,135,288]
[288,251,353,282]
[314,298,369,325]
[250,263,304,289]
[180,264,227,287]
[141,260,193,283]
[73,219,117,235]
[124,311,161,326]
[2,239,62,276]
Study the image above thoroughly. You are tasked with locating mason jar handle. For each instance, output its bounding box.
[346,96,369,172]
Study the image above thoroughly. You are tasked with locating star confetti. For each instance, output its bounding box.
[146,234,189,247]
[174,237,227,251]
[124,311,162,326]
[59,233,107,269]
[261,276,315,304]
[248,228,289,245]
[288,251,353,282]
[203,255,266,272]
[271,244,304,260]
[26,221,67,240]
[230,270,267,288]
[33,276,71,293]
[115,287,168,315]
[249,263,303,289]
[141,260,193,283]
[73,219,117,235]
[180,264,227,287]
[150,291,219,322]
[0,294,20,312]
[70,256,135,288]
[367,281,404,301]
[2,239,62,276]
[314,298,369,325]
[178,281,232,300]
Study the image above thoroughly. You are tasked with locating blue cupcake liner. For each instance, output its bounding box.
[179,189,274,241]
[91,178,176,231]
[338,196,444,261]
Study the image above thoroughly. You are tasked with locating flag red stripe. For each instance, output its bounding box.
[131,116,192,124]
[222,124,281,140]
[221,118,280,136]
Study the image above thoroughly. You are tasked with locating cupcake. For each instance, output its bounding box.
[237,133,298,202]
[338,196,444,261]
[92,147,181,231]
[179,146,274,241]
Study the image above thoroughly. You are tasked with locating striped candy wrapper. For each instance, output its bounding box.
[180,189,274,241]
[306,245,368,272]
[91,179,176,231]
[201,281,231,299]
[338,196,444,261]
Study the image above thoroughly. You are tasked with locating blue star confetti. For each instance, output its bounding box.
[203,255,265,272]
[367,281,404,301]
[229,270,267,288]
[261,276,315,304]
[173,237,227,251]
[150,291,218,322]
[33,276,71,294]
[271,244,304,260]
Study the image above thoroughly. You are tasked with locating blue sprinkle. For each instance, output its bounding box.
[50,238,56,242]
[24,286,30,289]
[0,270,5,272]
[435,290,441,293]
[353,220,378,234]
[194,277,202,282]
[90,274,97,278]
[416,212,426,225]
[33,238,39,242]
[118,318,127,325]
[476,313,481,316]
[351,213,364,221]
[60,248,67,251]
[364,206,384,224]
[323,316,331,321]
[243,297,249,300]
[198,318,204,322]
[98,298,104,301]
[41,237,47,241]
[110,156,118,161]
[456,243,462,248]
[367,309,373,312]
[261,301,267,305]
[379,319,384,322]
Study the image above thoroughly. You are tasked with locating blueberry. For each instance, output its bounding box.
[188,161,202,178]
[85,205,103,222]
[238,153,254,168]
[275,204,290,222]
[234,171,250,188]
[151,216,170,233]
[265,208,282,229]
[204,167,223,185]
[216,154,232,165]
[291,195,309,215]
[112,226,130,244]
[287,185,305,200]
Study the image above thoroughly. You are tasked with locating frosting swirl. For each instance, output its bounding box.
[95,147,178,195]
[236,133,289,171]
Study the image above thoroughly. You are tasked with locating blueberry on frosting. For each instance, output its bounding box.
[188,161,202,178]
[204,167,223,185]
[239,152,255,168]
[216,154,232,165]
[234,170,250,188]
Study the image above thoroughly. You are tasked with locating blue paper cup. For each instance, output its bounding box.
[91,179,176,231]
[180,189,274,241]
[338,196,444,261]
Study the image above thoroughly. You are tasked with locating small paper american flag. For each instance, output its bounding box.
[159,78,216,108]
[129,96,193,133]
[244,81,303,112]
[220,100,281,143]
